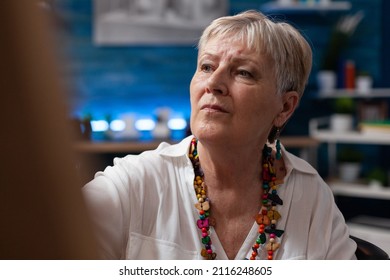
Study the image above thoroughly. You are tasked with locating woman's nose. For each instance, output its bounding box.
[205,68,228,96]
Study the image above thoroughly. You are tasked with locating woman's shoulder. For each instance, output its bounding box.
[283,149,332,197]
[92,136,192,185]
[282,148,318,176]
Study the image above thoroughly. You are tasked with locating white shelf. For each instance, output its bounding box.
[309,87,390,215]
[317,88,390,99]
[261,1,351,13]
[347,221,390,255]
[330,182,390,200]
[309,117,390,183]
[311,129,390,145]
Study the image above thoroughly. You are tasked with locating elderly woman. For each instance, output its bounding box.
[83,10,357,260]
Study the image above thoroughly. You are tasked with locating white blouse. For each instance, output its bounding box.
[83,136,357,260]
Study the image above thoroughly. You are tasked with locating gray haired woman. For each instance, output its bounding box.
[83,10,357,260]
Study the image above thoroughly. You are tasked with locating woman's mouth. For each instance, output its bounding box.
[200,104,228,113]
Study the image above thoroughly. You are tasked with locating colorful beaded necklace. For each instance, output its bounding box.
[189,137,284,260]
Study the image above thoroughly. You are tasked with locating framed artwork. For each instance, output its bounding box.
[93,0,228,45]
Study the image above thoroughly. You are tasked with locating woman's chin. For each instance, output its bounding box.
[193,127,229,143]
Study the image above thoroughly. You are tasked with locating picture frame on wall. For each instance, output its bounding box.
[93,0,228,46]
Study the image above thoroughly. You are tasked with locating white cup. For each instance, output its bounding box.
[356,76,373,94]
[317,70,337,94]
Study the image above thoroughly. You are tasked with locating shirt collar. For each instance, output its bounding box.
[158,135,317,175]
[282,145,318,175]
[157,135,193,157]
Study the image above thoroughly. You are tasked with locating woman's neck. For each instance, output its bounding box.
[196,139,265,192]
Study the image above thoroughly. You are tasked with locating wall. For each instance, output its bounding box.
[55,0,384,134]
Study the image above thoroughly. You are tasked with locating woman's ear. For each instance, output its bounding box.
[274,91,300,127]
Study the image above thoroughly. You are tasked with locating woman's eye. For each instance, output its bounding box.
[238,70,252,78]
[200,64,213,73]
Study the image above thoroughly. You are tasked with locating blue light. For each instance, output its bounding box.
[135,118,156,131]
[110,119,126,132]
[90,120,109,132]
[167,118,187,130]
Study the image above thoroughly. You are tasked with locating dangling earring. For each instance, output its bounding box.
[276,139,282,160]
[275,128,282,160]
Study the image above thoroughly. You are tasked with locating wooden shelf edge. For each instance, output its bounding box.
[73,140,175,153]
[74,136,319,154]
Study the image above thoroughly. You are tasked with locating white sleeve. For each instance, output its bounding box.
[307,176,357,259]
[82,173,129,259]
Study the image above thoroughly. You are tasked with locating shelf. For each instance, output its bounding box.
[310,117,390,179]
[310,129,390,144]
[73,136,318,154]
[317,88,390,99]
[73,140,175,154]
[330,181,390,200]
[261,1,351,14]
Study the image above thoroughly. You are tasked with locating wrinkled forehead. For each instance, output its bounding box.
[197,34,275,78]
[198,28,272,60]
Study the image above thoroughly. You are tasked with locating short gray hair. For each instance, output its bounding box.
[198,10,312,98]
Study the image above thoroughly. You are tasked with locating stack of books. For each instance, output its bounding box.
[359,120,390,135]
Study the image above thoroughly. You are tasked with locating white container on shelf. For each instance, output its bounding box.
[330,114,354,132]
[317,70,337,94]
[356,75,373,94]
[338,162,361,182]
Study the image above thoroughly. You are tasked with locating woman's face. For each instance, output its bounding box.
[190,36,290,147]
